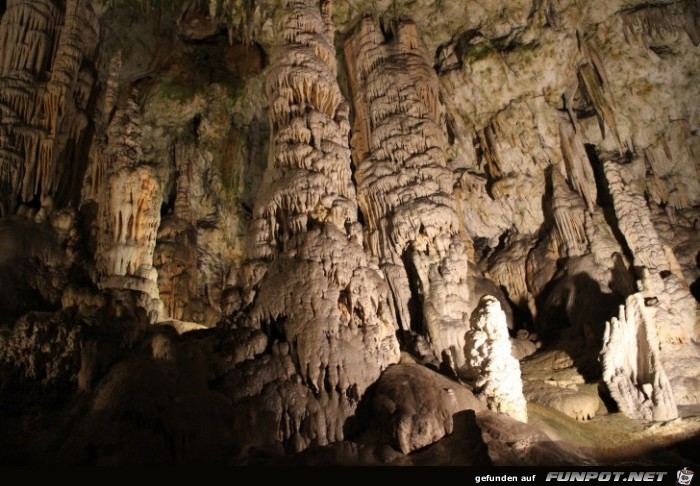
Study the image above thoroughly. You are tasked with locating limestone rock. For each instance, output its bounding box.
[0,311,83,386]
[354,363,484,454]
[234,0,400,451]
[344,17,472,369]
[0,0,99,216]
[521,350,601,421]
[465,296,528,423]
[603,156,700,404]
[2,0,700,466]
[94,98,164,323]
[476,410,598,466]
[600,292,678,421]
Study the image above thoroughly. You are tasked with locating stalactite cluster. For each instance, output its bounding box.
[0,0,99,216]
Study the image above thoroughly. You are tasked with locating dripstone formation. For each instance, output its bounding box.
[0,0,699,466]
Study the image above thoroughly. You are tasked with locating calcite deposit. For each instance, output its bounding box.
[0,0,699,466]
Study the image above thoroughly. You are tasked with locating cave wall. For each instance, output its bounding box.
[0,0,699,464]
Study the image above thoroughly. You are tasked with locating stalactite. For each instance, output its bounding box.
[486,236,532,308]
[578,63,622,152]
[559,120,597,212]
[345,17,472,370]
[0,0,99,215]
[621,1,700,46]
[551,168,588,257]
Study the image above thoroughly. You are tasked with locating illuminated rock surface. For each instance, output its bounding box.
[0,0,699,465]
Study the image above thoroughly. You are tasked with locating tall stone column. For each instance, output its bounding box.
[344,18,471,369]
[240,0,400,450]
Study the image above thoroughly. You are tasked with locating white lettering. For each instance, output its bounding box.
[629,473,644,482]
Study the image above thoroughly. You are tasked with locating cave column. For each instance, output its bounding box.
[344,18,472,369]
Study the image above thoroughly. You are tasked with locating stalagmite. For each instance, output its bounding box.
[600,292,678,421]
[465,296,528,423]
[344,17,471,369]
[237,0,399,451]
[604,156,700,404]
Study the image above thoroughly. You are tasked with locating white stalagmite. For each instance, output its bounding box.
[603,157,700,405]
[466,295,528,423]
[600,292,678,421]
[344,18,471,369]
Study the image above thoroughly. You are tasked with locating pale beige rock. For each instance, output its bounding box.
[551,168,589,258]
[476,410,598,466]
[603,157,700,404]
[234,0,400,451]
[359,363,484,454]
[465,296,528,423]
[93,97,164,323]
[344,17,471,370]
[520,350,601,421]
[486,235,533,309]
[600,292,678,421]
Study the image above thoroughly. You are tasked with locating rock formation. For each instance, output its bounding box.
[1,0,700,466]
[233,0,400,451]
[344,17,472,370]
[355,363,484,454]
[603,156,700,404]
[0,0,99,216]
[465,296,528,423]
[600,292,678,421]
[94,97,164,323]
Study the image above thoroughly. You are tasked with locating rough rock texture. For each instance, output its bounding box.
[231,0,400,452]
[344,17,472,370]
[0,0,99,216]
[94,97,163,322]
[521,350,602,421]
[603,157,700,404]
[352,363,484,454]
[476,410,598,466]
[465,296,528,423]
[601,292,678,421]
[1,0,700,466]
